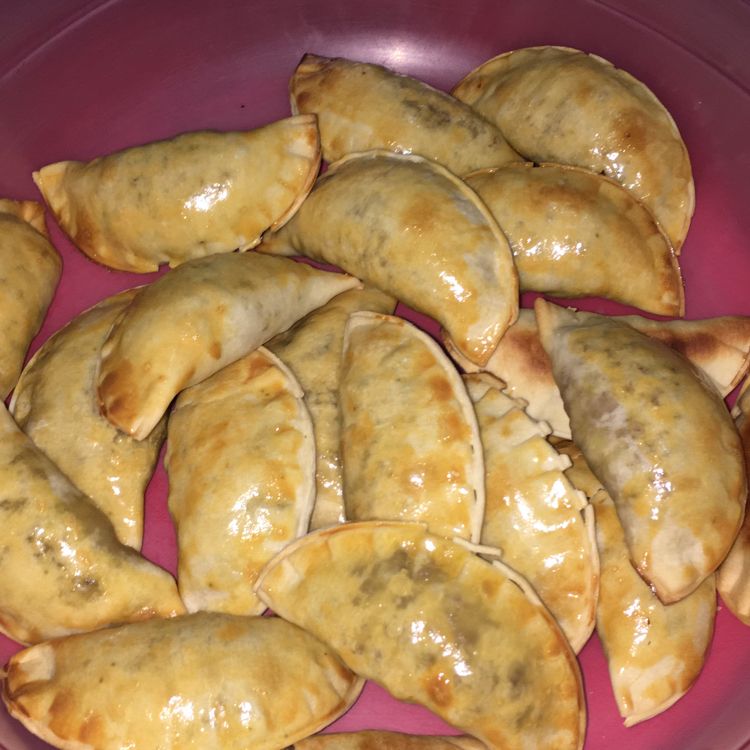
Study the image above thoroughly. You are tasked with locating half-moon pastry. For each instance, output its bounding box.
[0,404,184,645]
[256,521,586,750]
[97,252,359,440]
[0,199,61,399]
[465,373,597,652]
[260,150,518,367]
[10,288,164,549]
[2,613,363,750]
[293,732,484,749]
[290,53,521,174]
[535,298,746,603]
[33,115,321,272]
[593,489,716,726]
[166,348,315,615]
[452,46,694,250]
[340,313,484,542]
[448,308,750,439]
[465,163,683,315]
[267,287,396,529]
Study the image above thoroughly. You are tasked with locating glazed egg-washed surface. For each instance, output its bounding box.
[292,731,484,749]
[340,313,484,541]
[290,54,521,174]
[535,299,746,603]
[33,115,321,272]
[256,521,586,750]
[260,150,518,367]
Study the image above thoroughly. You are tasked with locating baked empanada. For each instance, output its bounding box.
[261,150,518,367]
[593,489,715,726]
[293,732,484,749]
[0,404,184,645]
[0,199,61,399]
[97,252,359,440]
[448,308,750,439]
[290,53,520,174]
[267,287,396,529]
[453,46,694,250]
[465,163,683,315]
[465,374,597,652]
[256,521,586,750]
[2,613,363,750]
[33,115,321,272]
[340,313,484,541]
[535,299,746,602]
[166,348,314,615]
[10,289,164,549]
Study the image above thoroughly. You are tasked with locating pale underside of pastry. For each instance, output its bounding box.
[96,252,359,440]
[267,287,396,529]
[10,288,164,550]
[465,373,598,653]
[33,115,321,272]
[292,732,484,749]
[260,150,518,367]
[535,298,746,603]
[465,163,683,316]
[166,347,315,615]
[452,46,694,250]
[593,489,716,726]
[290,53,521,174]
[340,313,484,542]
[447,308,750,439]
[2,613,364,750]
[0,404,184,645]
[256,521,586,750]
[0,198,61,399]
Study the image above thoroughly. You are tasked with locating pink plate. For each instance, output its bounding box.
[2,1,750,748]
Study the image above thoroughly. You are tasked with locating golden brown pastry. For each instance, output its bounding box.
[535,298,746,603]
[267,287,396,529]
[340,313,484,541]
[2,613,363,750]
[293,732,484,749]
[0,198,61,399]
[453,46,694,250]
[465,374,597,652]
[256,521,586,750]
[10,288,164,549]
[290,53,521,173]
[593,489,715,726]
[33,115,321,272]
[97,252,359,440]
[465,163,683,315]
[260,150,518,367]
[166,348,314,615]
[0,403,184,645]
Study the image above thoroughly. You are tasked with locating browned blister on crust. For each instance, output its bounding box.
[293,732,484,749]
[33,116,320,272]
[291,53,521,173]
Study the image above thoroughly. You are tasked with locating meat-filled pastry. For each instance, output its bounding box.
[465,373,598,653]
[453,46,694,250]
[593,489,715,725]
[340,313,484,542]
[33,115,320,272]
[97,252,359,440]
[267,287,396,529]
[448,308,750,439]
[10,289,164,549]
[535,298,746,603]
[717,377,750,624]
[0,404,184,645]
[260,150,518,367]
[256,522,586,750]
[2,613,363,750]
[290,53,521,174]
[465,163,683,315]
[166,348,314,614]
[0,199,61,399]
[293,732,484,749]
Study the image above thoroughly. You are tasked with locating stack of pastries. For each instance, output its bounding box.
[1,45,749,750]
